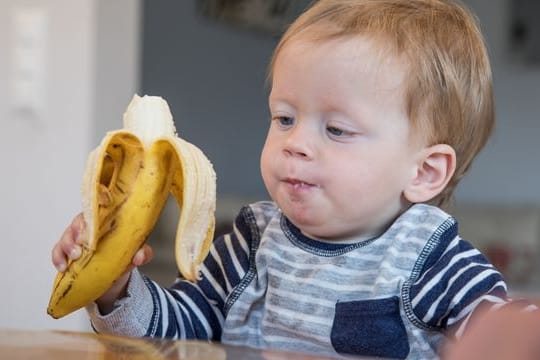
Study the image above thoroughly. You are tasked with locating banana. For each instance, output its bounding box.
[47,95,216,319]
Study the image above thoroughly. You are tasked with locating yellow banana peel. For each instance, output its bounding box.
[47,95,216,319]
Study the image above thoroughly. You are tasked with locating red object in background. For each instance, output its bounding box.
[484,242,535,285]
[485,244,511,274]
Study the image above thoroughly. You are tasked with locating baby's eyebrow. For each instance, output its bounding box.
[268,97,295,110]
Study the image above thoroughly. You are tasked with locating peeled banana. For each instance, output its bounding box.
[47,95,216,319]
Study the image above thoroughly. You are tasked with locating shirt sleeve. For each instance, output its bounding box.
[407,235,510,335]
[86,205,256,340]
[86,268,154,337]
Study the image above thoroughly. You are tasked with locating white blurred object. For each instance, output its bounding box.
[11,6,48,124]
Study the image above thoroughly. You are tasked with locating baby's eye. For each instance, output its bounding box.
[327,126,345,136]
[275,116,295,127]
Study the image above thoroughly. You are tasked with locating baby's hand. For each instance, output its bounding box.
[51,213,154,314]
[443,305,540,359]
[51,213,85,272]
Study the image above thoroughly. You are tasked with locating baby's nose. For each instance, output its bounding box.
[283,126,314,159]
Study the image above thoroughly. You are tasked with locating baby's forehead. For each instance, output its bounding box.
[285,27,408,65]
[284,31,431,130]
[281,32,410,86]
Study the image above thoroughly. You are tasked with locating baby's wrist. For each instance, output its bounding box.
[95,271,132,315]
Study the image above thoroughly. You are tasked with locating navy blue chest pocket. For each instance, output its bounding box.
[330,296,410,359]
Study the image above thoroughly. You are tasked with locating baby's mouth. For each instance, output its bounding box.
[283,178,319,190]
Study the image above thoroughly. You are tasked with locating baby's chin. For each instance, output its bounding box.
[274,195,370,240]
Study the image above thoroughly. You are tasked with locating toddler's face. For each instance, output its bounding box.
[260,35,425,241]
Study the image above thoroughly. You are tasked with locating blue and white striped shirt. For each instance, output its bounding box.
[88,202,516,359]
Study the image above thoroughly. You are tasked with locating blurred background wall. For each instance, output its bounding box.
[140,0,540,204]
[0,0,539,331]
[0,0,140,331]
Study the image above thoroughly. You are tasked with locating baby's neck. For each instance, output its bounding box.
[301,230,381,245]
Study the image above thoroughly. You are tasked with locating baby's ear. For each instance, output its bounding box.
[404,144,456,203]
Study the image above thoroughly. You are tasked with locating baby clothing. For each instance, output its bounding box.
[88,202,510,359]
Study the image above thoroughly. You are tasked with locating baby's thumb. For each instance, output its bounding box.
[132,244,153,267]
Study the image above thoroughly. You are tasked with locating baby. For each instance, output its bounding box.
[52,0,535,358]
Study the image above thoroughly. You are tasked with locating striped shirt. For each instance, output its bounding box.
[88,202,518,359]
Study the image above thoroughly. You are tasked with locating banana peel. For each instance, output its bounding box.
[47,95,216,319]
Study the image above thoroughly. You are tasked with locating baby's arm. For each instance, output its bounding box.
[406,236,513,334]
[86,207,255,340]
[406,234,538,355]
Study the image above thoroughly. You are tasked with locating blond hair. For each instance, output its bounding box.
[269,0,494,207]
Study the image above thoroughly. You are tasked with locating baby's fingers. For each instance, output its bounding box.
[51,214,86,272]
[71,213,86,245]
[51,236,79,273]
[132,244,154,267]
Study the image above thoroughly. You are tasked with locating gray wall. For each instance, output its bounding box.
[142,0,280,199]
[142,0,540,206]
[457,0,540,204]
